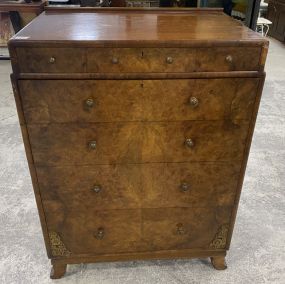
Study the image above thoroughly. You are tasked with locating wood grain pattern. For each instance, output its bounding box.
[27,121,250,166]
[19,78,259,123]
[8,8,268,278]
[16,48,86,73]
[37,162,240,211]
[44,207,231,254]
[9,9,267,48]
[87,47,261,73]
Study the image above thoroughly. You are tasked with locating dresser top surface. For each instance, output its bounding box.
[9,8,267,47]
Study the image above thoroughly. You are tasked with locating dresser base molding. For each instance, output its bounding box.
[50,250,227,279]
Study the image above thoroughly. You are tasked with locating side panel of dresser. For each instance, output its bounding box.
[10,75,52,258]
[225,74,266,249]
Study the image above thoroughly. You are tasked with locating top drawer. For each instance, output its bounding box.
[15,47,261,73]
[87,47,261,73]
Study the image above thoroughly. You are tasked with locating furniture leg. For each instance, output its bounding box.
[210,256,227,270]
[50,262,67,279]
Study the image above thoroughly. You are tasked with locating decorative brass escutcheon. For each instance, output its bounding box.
[189,96,199,108]
[180,182,190,192]
[49,57,56,64]
[94,228,105,240]
[93,185,101,193]
[166,56,173,64]
[185,138,195,148]
[88,140,97,150]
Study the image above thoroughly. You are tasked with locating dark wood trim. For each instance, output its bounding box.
[16,71,262,80]
[51,249,227,264]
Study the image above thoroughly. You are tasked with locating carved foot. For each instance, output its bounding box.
[210,256,227,270]
[50,263,67,279]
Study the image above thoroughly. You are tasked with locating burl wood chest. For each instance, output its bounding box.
[9,7,268,279]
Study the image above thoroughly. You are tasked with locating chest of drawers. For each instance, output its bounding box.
[9,7,268,279]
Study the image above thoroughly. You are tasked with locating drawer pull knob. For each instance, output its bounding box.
[185,138,195,148]
[189,97,199,108]
[166,56,173,64]
[176,223,186,235]
[88,140,97,150]
[111,57,119,64]
[225,55,233,63]
[180,182,190,192]
[94,228,104,240]
[92,185,101,193]
[49,57,56,64]
[85,98,95,108]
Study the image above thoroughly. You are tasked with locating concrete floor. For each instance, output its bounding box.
[0,38,284,284]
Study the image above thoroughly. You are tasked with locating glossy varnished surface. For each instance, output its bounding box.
[9,9,266,47]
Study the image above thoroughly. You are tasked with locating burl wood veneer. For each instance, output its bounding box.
[9,7,268,279]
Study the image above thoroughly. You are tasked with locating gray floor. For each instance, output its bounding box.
[0,38,284,284]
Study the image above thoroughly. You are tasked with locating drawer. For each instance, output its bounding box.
[19,78,259,123]
[16,48,86,73]
[28,121,249,166]
[45,209,142,255]
[38,162,240,211]
[45,207,231,255]
[86,47,261,72]
[142,207,231,251]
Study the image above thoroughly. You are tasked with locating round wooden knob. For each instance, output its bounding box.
[185,138,195,148]
[94,228,104,240]
[225,55,233,63]
[180,182,190,192]
[88,140,97,150]
[166,56,173,64]
[189,97,199,108]
[111,57,119,64]
[49,57,56,64]
[92,185,101,193]
[85,98,94,108]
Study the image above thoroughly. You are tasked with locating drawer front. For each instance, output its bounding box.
[87,47,260,72]
[16,48,86,73]
[45,207,231,255]
[28,121,249,166]
[45,209,142,255]
[38,162,240,211]
[142,207,231,251]
[19,78,259,123]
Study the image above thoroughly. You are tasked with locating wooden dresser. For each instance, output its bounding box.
[9,8,268,279]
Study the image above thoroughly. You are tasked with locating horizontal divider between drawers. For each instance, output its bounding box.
[23,119,251,125]
[32,160,243,167]
[17,71,262,80]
